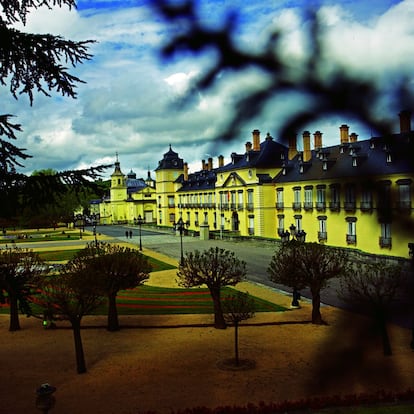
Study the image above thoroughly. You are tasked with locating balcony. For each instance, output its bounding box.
[275,202,284,210]
[329,201,340,211]
[346,234,357,245]
[237,203,244,211]
[379,236,392,248]
[318,231,327,242]
[344,201,356,212]
[303,202,313,211]
[396,200,412,212]
[292,202,301,211]
[248,227,254,235]
[246,203,254,211]
[316,202,326,211]
[360,201,373,212]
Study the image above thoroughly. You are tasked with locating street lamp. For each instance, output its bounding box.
[175,217,187,265]
[93,220,98,248]
[137,215,144,251]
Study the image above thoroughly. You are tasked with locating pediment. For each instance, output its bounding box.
[222,172,246,187]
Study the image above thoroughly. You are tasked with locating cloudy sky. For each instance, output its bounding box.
[4,0,414,179]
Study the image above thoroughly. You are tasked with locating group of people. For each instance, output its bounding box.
[125,230,133,239]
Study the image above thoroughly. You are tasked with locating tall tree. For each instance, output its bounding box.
[37,258,104,374]
[177,247,246,329]
[0,247,46,331]
[268,241,349,324]
[0,0,109,225]
[75,242,152,331]
[339,261,405,356]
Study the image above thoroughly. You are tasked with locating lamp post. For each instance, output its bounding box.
[175,217,187,266]
[93,220,98,248]
[282,225,307,307]
[137,215,144,251]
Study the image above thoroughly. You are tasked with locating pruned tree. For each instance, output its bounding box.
[268,241,349,324]
[222,291,255,366]
[37,260,104,374]
[339,261,404,356]
[0,0,110,226]
[0,247,46,331]
[75,242,152,331]
[177,247,246,329]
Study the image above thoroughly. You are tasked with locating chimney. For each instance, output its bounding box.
[288,133,298,160]
[252,129,260,151]
[183,162,188,181]
[302,130,312,162]
[340,124,349,144]
[208,157,213,171]
[313,130,323,149]
[349,132,358,143]
[245,141,252,152]
[399,110,412,133]
[201,159,206,170]
[218,155,224,167]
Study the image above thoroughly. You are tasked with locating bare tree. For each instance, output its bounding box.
[37,258,104,374]
[222,291,255,366]
[0,247,46,331]
[340,261,404,356]
[268,241,349,324]
[177,247,246,329]
[76,242,152,331]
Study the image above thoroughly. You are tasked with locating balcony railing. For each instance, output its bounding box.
[248,227,254,235]
[344,201,356,212]
[329,201,340,211]
[396,201,412,212]
[275,202,284,210]
[316,202,326,211]
[360,201,373,212]
[292,202,301,211]
[318,231,327,242]
[237,203,244,210]
[303,202,313,211]
[246,203,254,211]
[346,234,357,245]
[379,236,392,248]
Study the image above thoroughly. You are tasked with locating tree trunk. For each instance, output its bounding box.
[107,293,119,331]
[210,288,226,329]
[311,290,324,325]
[9,294,20,331]
[72,319,87,374]
[234,321,239,365]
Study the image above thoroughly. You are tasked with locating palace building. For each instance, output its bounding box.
[100,112,414,259]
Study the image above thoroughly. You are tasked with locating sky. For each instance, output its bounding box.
[4,0,414,179]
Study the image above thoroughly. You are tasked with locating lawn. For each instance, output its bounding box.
[36,249,176,272]
[0,285,286,316]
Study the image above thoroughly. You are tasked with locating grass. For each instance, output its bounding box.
[315,405,414,413]
[0,285,286,316]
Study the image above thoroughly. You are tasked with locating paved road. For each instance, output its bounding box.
[97,225,414,331]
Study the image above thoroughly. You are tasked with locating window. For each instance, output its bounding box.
[294,215,302,231]
[397,179,412,211]
[304,186,313,210]
[318,216,327,241]
[329,184,340,211]
[293,187,301,211]
[346,217,357,245]
[377,180,392,221]
[248,215,254,235]
[169,213,175,223]
[277,214,284,235]
[195,212,199,226]
[344,183,356,212]
[238,191,244,210]
[360,186,373,212]
[203,212,208,224]
[230,191,236,209]
[276,188,284,209]
[379,223,392,248]
[316,185,326,211]
[168,196,175,208]
[247,190,254,211]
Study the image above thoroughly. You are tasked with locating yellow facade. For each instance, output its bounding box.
[154,119,413,259]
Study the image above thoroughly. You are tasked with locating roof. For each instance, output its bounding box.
[274,133,414,184]
[155,145,184,171]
